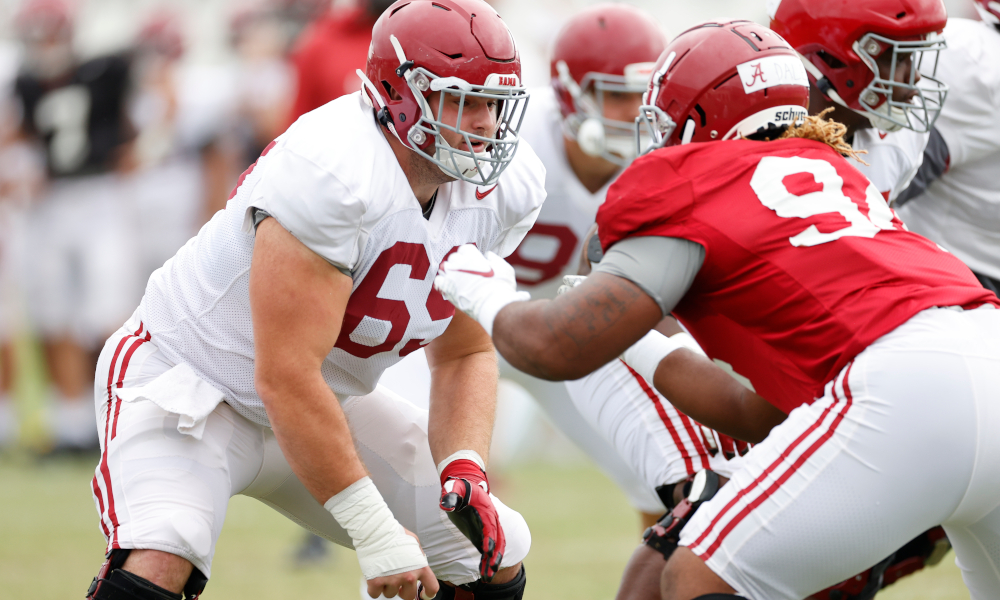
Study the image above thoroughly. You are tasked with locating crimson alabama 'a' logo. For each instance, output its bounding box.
[744,63,767,87]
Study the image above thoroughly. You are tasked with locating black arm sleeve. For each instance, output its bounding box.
[894,126,950,207]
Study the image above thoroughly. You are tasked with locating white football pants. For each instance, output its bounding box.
[90,323,529,585]
[680,306,1000,599]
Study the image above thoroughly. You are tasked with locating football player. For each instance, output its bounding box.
[84,2,539,600]
[13,0,140,452]
[126,12,241,286]
[504,3,704,527]
[0,42,44,449]
[767,0,948,202]
[891,0,1000,295]
[378,3,716,528]
[770,0,950,204]
[435,18,1000,600]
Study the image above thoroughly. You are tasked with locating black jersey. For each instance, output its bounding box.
[15,54,132,178]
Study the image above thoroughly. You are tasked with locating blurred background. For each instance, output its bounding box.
[0,0,979,598]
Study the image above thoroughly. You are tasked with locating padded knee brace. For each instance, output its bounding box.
[809,527,951,600]
[644,470,722,561]
[86,550,208,600]
[429,564,526,600]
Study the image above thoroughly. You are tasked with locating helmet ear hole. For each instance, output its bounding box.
[816,51,846,69]
[381,81,403,101]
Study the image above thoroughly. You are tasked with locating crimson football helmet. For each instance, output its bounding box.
[16,0,74,79]
[770,0,948,133]
[551,4,667,166]
[637,20,810,153]
[137,12,185,61]
[360,0,528,186]
[974,0,1000,25]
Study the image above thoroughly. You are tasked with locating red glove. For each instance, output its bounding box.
[699,425,752,460]
[439,459,505,581]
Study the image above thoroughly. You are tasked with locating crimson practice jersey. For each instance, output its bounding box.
[598,138,999,413]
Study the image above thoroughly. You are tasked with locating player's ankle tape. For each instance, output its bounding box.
[91,569,182,600]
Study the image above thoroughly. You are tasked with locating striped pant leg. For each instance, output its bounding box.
[678,335,984,600]
[565,359,714,497]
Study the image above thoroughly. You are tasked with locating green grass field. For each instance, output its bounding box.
[0,455,970,600]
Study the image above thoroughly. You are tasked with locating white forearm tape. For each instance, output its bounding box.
[324,477,427,580]
[670,331,707,357]
[436,449,486,477]
[476,291,529,337]
[620,330,685,384]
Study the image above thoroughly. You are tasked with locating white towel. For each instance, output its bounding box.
[118,363,225,440]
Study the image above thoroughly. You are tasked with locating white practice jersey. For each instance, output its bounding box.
[897,18,1000,281]
[137,92,545,426]
[852,126,927,203]
[509,87,614,299]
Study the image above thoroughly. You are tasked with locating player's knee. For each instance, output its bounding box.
[661,548,736,600]
[431,563,526,600]
[88,567,183,600]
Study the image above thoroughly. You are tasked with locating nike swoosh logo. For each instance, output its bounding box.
[878,132,888,140]
[475,185,498,200]
[455,267,495,277]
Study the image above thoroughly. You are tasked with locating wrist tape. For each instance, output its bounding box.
[324,477,428,580]
[436,449,486,477]
[476,291,529,337]
[670,331,707,357]
[621,330,685,384]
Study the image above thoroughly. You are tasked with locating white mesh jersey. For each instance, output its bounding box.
[852,126,927,203]
[897,18,1000,281]
[508,87,614,299]
[136,92,545,426]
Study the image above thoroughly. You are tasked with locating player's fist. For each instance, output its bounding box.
[434,244,529,335]
[557,275,587,296]
[365,529,439,600]
[439,459,505,581]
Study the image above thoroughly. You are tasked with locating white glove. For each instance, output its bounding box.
[434,244,530,336]
[557,275,587,296]
[325,477,428,580]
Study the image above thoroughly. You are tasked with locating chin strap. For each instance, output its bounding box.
[797,53,848,108]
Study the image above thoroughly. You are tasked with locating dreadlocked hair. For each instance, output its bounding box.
[778,108,869,165]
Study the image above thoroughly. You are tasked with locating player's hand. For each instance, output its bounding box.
[557,275,587,296]
[439,459,505,581]
[434,244,529,335]
[365,529,439,600]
